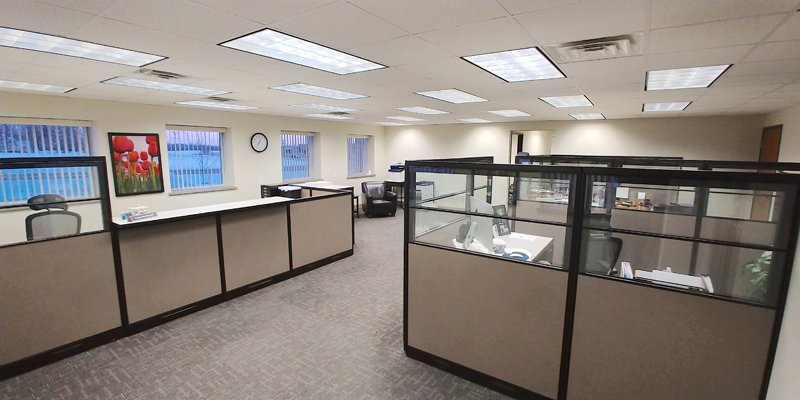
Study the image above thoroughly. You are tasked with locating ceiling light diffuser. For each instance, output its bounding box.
[463,47,565,82]
[377,122,410,126]
[175,101,258,110]
[415,89,487,104]
[570,113,605,120]
[0,26,165,67]
[540,95,593,108]
[488,109,531,117]
[304,113,354,120]
[458,118,492,123]
[386,116,424,122]
[271,83,367,100]
[643,101,692,112]
[395,106,449,115]
[291,103,358,112]
[0,79,74,93]
[220,28,385,75]
[646,65,731,91]
[103,77,229,96]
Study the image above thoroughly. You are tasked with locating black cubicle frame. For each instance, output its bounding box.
[403,157,800,400]
[0,158,354,381]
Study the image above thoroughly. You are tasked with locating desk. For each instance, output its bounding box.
[453,231,554,264]
[385,180,405,207]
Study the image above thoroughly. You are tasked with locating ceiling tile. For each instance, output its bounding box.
[650,0,798,29]
[649,15,785,54]
[646,45,754,69]
[346,36,450,67]
[32,0,120,15]
[745,40,800,61]
[713,72,800,87]
[726,59,800,76]
[71,18,205,59]
[768,13,800,41]
[100,0,263,43]
[496,0,585,15]
[514,0,647,44]
[559,56,644,77]
[418,16,536,56]
[187,0,335,25]
[0,0,96,36]
[270,1,407,51]
[347,0,509,34]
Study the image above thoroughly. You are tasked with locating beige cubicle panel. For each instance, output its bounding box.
[221,207,290,290]
[408,243,567,398]
[290,195,352,268]
[118,217,221,323]
[0,233,120,364]
[568,276,775,400]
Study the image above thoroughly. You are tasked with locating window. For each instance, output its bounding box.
[0,123,94,205]
[347,135,372,177]
[166,126,224,191]
[281,132,316,181]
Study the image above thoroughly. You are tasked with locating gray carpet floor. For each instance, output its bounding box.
[0,210,509,399]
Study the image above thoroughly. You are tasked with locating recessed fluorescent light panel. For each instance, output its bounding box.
[386,116,424,122]
[377,122,410,126]
[458,118,492,123]
[646,65,731,90]
[0,26,165,67]
[291,103,358,112]
[219,28,385,75]
[570,113,605,120]
[488,109,531,117]
[271,83,367,100]
[540,95,593,108]
[0,80,74,93]
[304,113,353,120]
[103,77,229,96]
[395,106,449,115]
[415,89,487,104]
[643,101,692,112]
[463,47,565,82]
[175,101,258,110]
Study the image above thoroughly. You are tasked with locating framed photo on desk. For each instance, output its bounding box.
[493,205,512,236]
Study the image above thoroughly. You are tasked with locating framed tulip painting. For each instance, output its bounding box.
[108,133,164,196]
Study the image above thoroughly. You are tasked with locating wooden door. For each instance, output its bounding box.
[751,125,782,220]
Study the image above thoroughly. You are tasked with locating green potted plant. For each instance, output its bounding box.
[741,251,772,302]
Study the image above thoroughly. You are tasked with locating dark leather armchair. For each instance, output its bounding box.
[361,181,397,217]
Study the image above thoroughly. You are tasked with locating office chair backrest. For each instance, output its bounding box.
[362,181,386,198]
[25,194,82,241]
[583,236,623,274]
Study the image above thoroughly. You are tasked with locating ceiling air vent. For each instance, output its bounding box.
[328,111,350,116]
[543,32,643,63]
[205,96,235,102]
[134,68,188,80]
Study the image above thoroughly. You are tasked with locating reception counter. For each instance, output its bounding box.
[0,158,354,379]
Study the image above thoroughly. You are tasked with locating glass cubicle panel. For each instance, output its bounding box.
[409,164,575,269]
[580,172,797,307]
[0,157,110,247]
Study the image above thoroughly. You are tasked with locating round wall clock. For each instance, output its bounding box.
[250,132,268,153]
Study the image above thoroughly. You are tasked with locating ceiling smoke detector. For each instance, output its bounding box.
[544,33,643,63]
[134,68,188,80]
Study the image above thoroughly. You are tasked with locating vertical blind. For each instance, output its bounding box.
[281,132,315,180]
[0,124,94,205]
[166,128,224,190]
[347,136,370,177]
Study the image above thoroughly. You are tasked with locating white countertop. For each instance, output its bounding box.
[113,197,294,226]
[300,181,353,190]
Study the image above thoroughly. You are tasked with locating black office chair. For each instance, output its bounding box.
[361,181,397,217]
[582,236,623,275]
[25,194,81,241]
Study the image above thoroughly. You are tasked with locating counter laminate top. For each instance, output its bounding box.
[113,197,295,227]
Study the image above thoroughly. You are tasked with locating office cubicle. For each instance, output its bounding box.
[404,158,800,400]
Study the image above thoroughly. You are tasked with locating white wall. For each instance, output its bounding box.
[0,92,386,220]
[764,104,800,400]
[386,115,765,164]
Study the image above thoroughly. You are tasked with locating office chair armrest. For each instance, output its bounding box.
[385,191,397,201]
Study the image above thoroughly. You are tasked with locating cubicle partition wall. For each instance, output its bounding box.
[404,158,800,400]
[0,158,355,379]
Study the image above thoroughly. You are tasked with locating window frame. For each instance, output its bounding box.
[346,134,374,179]
[280,131,319,183]
[165,125,232,194]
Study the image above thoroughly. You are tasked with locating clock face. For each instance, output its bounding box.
[251,132,268,152]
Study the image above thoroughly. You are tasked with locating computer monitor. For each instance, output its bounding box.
[467,196,494,254]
